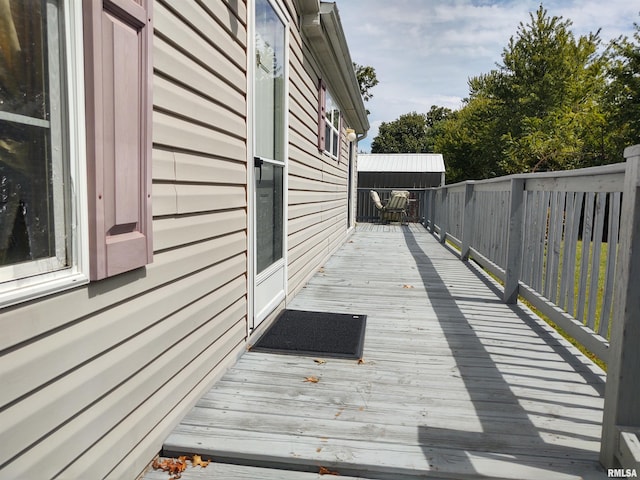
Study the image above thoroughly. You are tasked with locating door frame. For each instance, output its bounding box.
[247,0,290,333]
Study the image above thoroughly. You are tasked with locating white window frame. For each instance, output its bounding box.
[0,1,89,308]
[324,89,341,159]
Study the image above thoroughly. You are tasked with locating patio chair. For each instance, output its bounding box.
[370,190,410,224]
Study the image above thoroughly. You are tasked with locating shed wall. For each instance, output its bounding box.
[358,171,444,189]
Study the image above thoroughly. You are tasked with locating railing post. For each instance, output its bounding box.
[429,189,436,233]
[504,177,525,304]
[439,187,448,244]
[422,189,429,229]
[601,145,640,469]
[461,182,475,261]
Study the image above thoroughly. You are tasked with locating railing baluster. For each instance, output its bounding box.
[439,188,448,244]
[599,191,621,338]
[461,183,475,261]
[587,192,606,331]
[559,192,575,311]
[545,191,562,301]
[533,191,549,292]
[567,191,584,317]
[577,192,595,324]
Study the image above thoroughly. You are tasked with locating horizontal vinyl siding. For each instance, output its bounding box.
[285,3,352,300]
[0,1,249,479]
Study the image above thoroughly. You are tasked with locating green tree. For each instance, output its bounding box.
[434,95,505,183]
[433,6,609,179]
[371,112,429,153]
[371,106,452,154]
[495,6,607,172]
[425,105,453,128]
[604,21,640,158]
[353,63,379,103]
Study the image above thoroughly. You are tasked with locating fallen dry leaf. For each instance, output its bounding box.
[152,457,187,478]
[152,454,210,479]
[314,358,326,365]
[304,376,320,383]
[357,358,365,364]
[403,284,414,289]
[319,466,340,475]
[191,454,210,468]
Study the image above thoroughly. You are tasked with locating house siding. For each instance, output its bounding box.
[0,1,364,479]
[286,7,354,299]
[0,1,249,479]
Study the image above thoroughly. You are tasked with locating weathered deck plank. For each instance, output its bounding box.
[150,224,607,480]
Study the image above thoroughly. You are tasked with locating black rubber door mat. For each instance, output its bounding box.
[250,309,367,359]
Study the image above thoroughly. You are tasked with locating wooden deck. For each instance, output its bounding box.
[145,224,607,480]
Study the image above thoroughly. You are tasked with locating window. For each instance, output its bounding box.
[317,81,341,159]
[324,90,340,158]
[0,0,88,305]
[0,0,152,306]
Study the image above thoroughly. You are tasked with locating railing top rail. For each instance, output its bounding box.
[357,187,429,192]
[426,162,626,190]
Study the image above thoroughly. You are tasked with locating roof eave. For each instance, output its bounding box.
[300,2,369,135]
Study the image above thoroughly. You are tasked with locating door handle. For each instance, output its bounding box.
[254,156,263,184]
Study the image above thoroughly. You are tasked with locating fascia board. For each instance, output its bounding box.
[295,0,320,15]
[302,3,369,134]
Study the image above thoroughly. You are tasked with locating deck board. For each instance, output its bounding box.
[150,224,607,479]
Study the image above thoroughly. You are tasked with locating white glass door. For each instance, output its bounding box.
[253,0,286,327]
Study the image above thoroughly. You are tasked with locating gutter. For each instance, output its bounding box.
[299,1,370,136]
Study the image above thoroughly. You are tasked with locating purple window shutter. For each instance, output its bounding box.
[83,0,153,280]
[317,79,326,152]
[337,115,343,163]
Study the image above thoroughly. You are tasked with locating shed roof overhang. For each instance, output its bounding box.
[297,1,370,136]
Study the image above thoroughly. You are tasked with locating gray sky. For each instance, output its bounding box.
[336,0,639,152]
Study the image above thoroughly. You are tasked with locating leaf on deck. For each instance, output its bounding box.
[151,457,187,478]
[152,454,210,479]
[403,284,414,289]
[319,465,340,475]
[314,358,326,365]
[191,454,210,468]
[304,376,320,383]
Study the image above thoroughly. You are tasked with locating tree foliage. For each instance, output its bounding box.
[371,112,429,153]
[371,106,452,153]
[374,6,640,183]
[495,6,608,173]
[353,63,379,103]
[604,21,640,157]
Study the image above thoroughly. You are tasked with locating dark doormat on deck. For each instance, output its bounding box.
[250,309,367,359]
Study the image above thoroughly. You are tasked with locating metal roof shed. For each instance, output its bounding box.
[357,153,445,188]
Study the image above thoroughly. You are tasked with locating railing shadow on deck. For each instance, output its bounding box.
[420,145,640,471]
[402,228,606,478]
